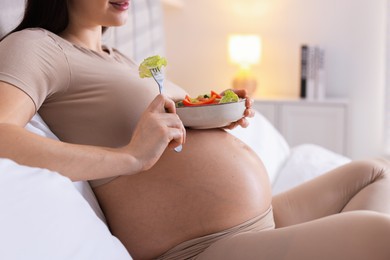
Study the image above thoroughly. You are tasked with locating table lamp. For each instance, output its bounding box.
[228,34,261,96]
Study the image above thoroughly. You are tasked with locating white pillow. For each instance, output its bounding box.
[0,0,24,38]
[25,114,106,223]
[0,158,131,260]
[228,112,291,184]
[271,144,351,195]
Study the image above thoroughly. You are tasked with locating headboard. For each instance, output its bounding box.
[0,0,165,63]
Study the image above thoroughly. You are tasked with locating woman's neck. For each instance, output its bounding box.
[60,27,103,53]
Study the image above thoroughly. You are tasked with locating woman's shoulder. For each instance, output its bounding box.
[5,28,51,42]
[1,28,70,59]
[3,28,67,50]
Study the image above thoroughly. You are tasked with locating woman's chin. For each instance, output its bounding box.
[104,14,128,27]
[115,16,128,26]
[104,21,128,29]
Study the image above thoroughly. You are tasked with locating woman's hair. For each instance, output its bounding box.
[2,0,107,40]
[9,0,69,36]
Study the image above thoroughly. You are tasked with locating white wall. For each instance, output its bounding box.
[162,0,387,159]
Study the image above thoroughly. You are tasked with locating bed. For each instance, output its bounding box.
[0,1,350,259]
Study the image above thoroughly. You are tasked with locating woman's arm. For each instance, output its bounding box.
[0,81,185,181]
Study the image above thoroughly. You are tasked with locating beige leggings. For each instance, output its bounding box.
[198,158,390,260]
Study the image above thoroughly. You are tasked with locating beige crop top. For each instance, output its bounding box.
[0,28,181,186]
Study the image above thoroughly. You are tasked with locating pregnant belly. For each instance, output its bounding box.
[94,129,272,259]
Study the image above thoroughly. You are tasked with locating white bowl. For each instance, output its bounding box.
[176,99,246,129]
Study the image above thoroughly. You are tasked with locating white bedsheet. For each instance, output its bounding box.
[271,144,351,194]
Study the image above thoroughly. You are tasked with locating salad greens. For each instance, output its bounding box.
[139,55,168,78]
[219,90,239,104]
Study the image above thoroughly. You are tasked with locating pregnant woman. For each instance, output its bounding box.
[1,0,390,259]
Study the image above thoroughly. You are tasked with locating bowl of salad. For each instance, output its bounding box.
[175,90,246,129]
[137,56,245,129]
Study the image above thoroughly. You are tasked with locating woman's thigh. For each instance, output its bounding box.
[272,158,390,227]
[197,211,390,260]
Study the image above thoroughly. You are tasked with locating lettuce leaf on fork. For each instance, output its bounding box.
[139,55,168,78]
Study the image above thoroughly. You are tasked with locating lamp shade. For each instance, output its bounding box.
[228,34,261,68]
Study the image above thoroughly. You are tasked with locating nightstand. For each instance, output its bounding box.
[253,98,348,155]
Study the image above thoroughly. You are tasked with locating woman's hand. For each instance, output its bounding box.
[222,89,255,130]
[126,94,186,171]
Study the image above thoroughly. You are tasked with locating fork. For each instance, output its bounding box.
[150,67,183,153]
[150,67,164,94]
